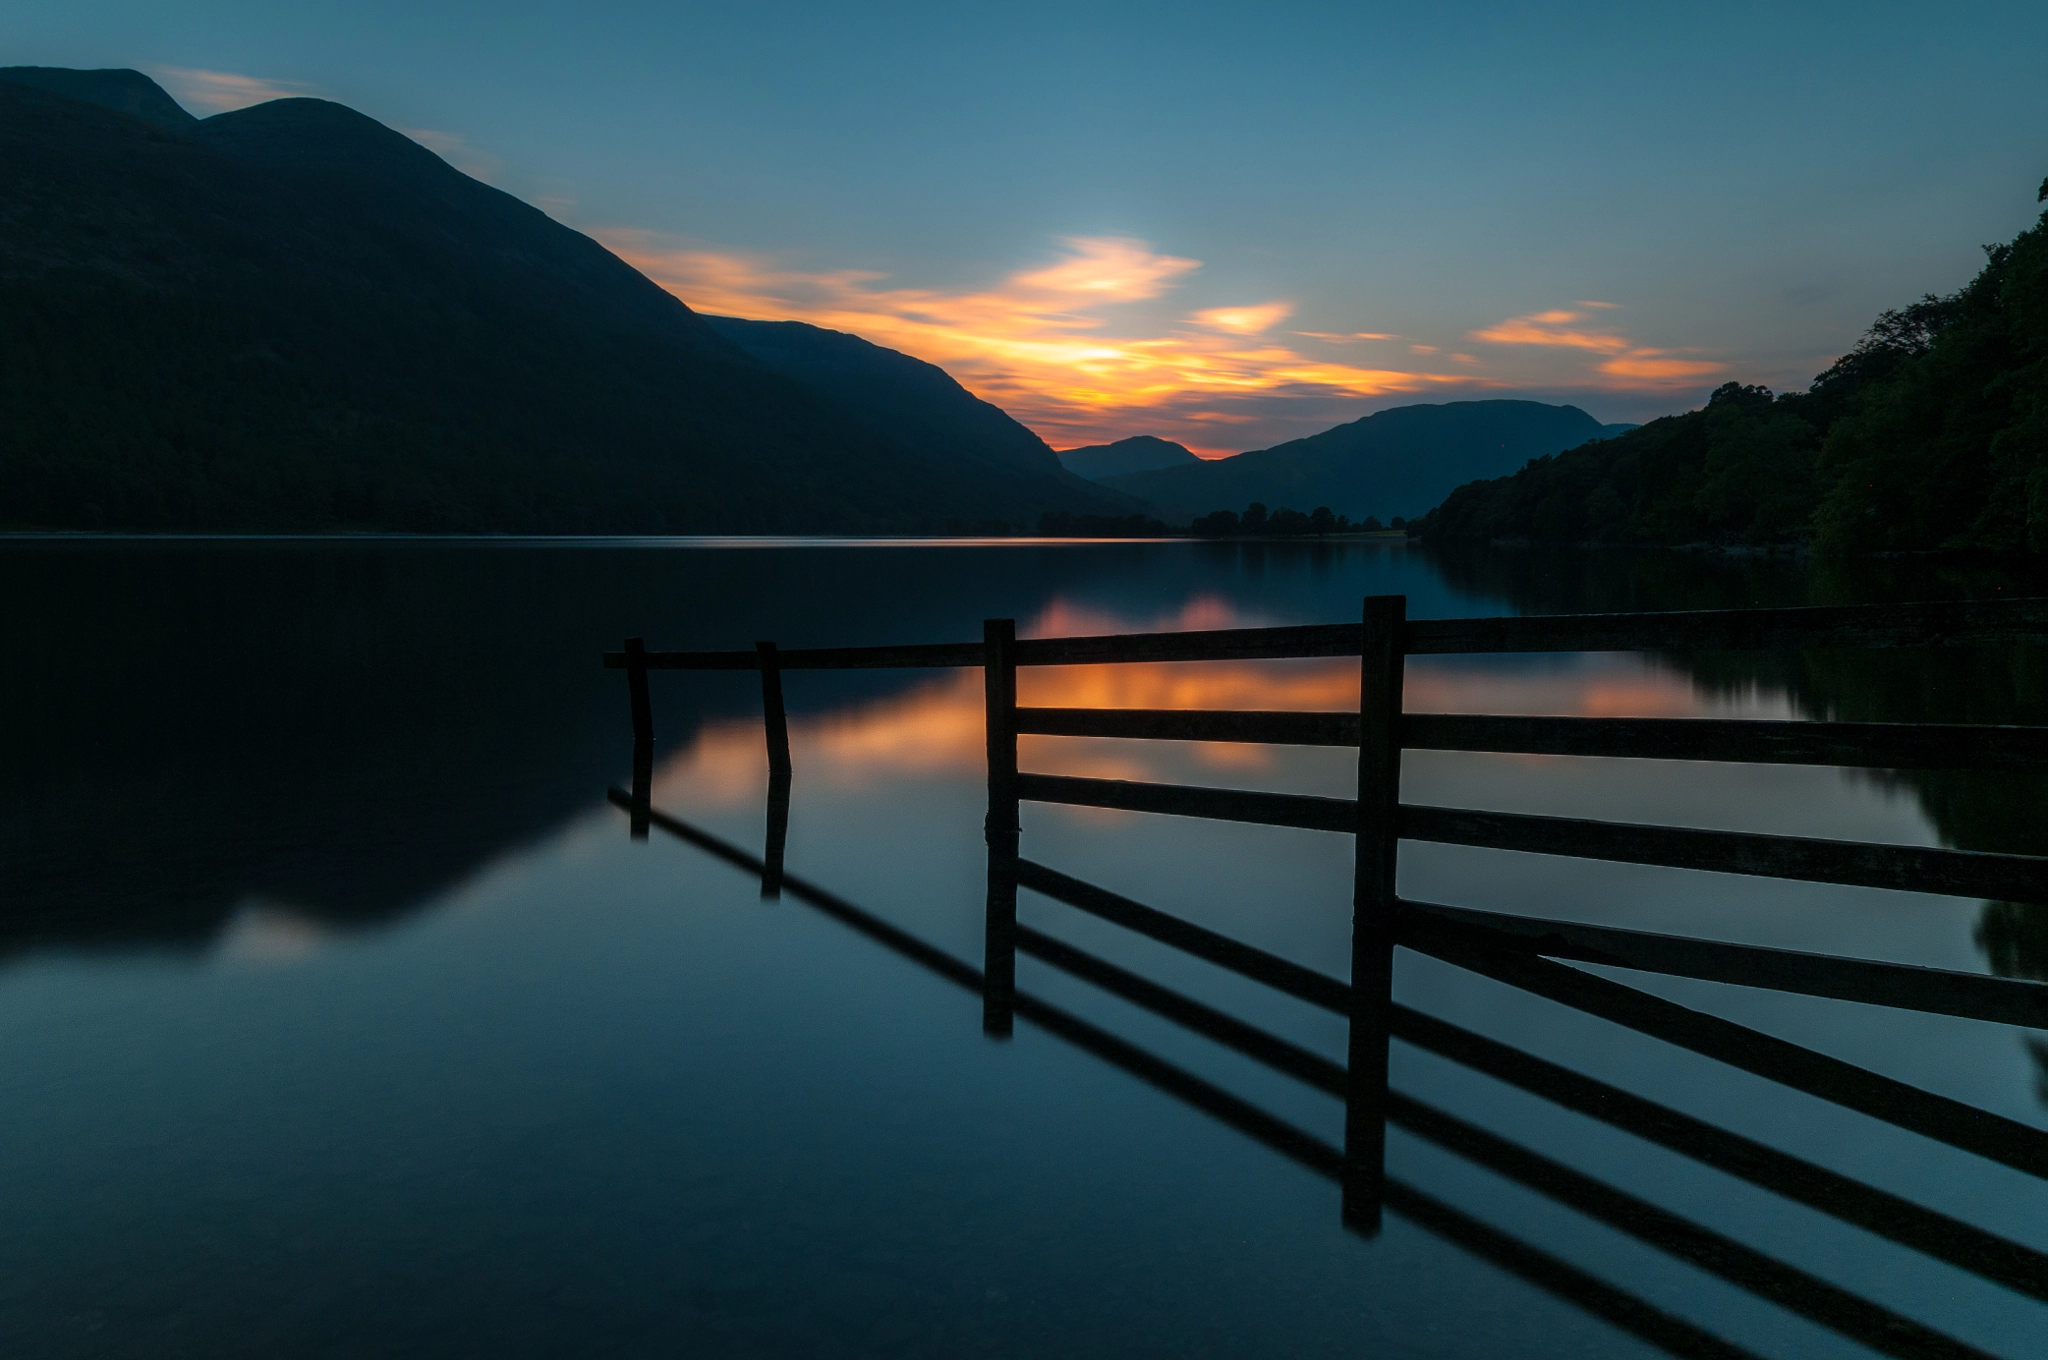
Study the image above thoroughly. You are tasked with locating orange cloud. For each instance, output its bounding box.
[1598,352,1727,380]
[154,66,314,112]
[1470,306,1725,386]
[1469,308,1632,353]
[1191,302,1294,334]
[601,230,1474,452]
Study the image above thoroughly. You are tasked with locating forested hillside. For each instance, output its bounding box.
[1418,182,2048,554]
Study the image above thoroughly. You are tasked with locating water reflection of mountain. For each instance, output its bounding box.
[11,539,2044,981]
[0,541,1187,957]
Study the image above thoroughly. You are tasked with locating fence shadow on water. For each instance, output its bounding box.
[607,596,2048,1360]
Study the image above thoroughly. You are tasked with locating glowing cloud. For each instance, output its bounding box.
[605,230,1473,452]
[1470,306,1725,386]
[154,66,314,112]
[1469,308,1631,353]
[1191,302,1293,334]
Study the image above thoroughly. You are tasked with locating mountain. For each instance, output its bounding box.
[1416,181,2048,553]
[0,65,196,130]
[0,69,1112,532]
[1058,435,1203,482]
[704,316,1130,514]
[1102,400,1616,523]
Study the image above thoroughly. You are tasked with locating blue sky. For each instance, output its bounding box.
[10,0,2047,451]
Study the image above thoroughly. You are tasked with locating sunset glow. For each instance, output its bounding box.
[605,231,1487,454]
[606,231,1750,454]
[651,598,1761,809]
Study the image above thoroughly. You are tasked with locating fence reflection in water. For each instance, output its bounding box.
[609,593,2048,1360]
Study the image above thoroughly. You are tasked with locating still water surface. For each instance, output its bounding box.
[2,538,2044,1357]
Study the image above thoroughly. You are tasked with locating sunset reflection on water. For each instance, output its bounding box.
[651,594,1793,810]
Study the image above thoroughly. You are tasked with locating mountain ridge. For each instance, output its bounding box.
[1057,435,1202,482]
[1105,400,1623,523]
[0,70,1120,532]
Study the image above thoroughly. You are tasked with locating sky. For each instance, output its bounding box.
[10,1,2048,455]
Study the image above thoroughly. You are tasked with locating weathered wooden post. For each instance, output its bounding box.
[629,737,653,841]
[624,636,654,743]
[983,617,1020,1039]
[756,641,793,778]
[1345,594,1405,1234]
[762,769,791,900]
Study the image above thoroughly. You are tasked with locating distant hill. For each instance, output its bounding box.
[1058,435,1202,482]
[1104,400,1619,523]
[0,69,1115,533]
[705,316,1129,515]
[1415,178,2048,553]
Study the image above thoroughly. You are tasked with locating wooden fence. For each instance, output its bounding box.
[608,594,2048,1359]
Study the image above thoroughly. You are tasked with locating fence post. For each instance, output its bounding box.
[756,641,793,778]
[624,636,654,743]
[629,736,653,841]
[1345,594,1405,1234]
[983,618,1020,1039]
[762,768,791,899]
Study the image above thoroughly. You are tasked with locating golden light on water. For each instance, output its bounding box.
[651,601,1763,809]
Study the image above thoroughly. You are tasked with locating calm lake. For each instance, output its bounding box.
[3,537,2045,1358]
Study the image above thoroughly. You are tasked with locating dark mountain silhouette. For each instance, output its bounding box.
[1058,435,1203,482]
[705,316,1131,515]
[0,65,196,129]
[0,70,1106,532]
[1103,400,1621,523]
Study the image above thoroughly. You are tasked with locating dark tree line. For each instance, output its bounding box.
[1190,503,1405,537]
[1416,176,2048,555]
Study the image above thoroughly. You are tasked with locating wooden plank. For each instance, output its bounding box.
[1347,595,1404,1232]
[983,619,1020,1038]
[1014,924,1347,1095]
[1382,1180,1765,1360]
[1392,1004,2048,1302]
[756,641,792,777]
[1388,1094,1997,1360]
[1400,804,2048,904]
[613,798,1769,1359]
[1018,708,2048,770]
[623,636,653,740]
[1405,597,2048,655]
[1404,713,2048,770]
[1015,772,1358,832]
[1012,858,1352,1013]
[1017,774,2048,901]
[1016,706,1359,746]
[1399,899,2048,1028]
[1404,927,2048,1180]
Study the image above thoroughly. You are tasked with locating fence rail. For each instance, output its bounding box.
[608,590,2048,1359]
[1017,707,2048,770]
[617,803,2048,1360]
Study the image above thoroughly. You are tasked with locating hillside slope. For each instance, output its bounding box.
[1418,182,2048,553]
[704,316,1129,516]
[0,71,1090,532]
[1103,400,1618,523]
